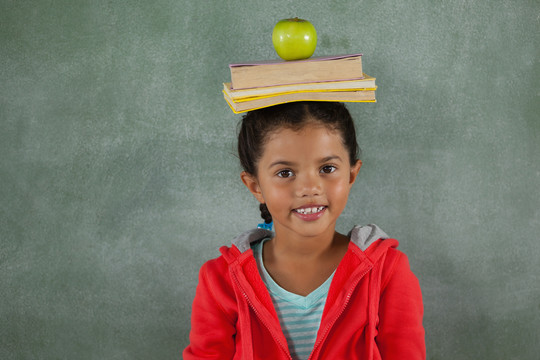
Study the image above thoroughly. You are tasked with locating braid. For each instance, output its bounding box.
[259,203,273,224]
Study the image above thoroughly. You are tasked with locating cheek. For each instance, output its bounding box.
[260,180,290,206]
[327,178,352,204]
[265,194,291,218]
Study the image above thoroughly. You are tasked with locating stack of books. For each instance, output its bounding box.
[223,53,376,113]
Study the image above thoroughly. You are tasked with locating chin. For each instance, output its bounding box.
[280,219,337,239]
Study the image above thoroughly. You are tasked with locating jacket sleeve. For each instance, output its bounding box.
[376,249,426,359]
[183,260,237,360]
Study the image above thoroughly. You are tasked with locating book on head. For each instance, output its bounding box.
[223,88,376,114]
[223,74,376,101]
[229,54,363,90]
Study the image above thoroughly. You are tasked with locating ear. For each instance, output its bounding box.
[349,160,362,185]
[240,171,265,204]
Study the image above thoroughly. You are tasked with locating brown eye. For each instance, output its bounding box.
[277,169,294,178]
[321,165,336,174]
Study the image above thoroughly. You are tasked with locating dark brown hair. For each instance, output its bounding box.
[237,101,360,224]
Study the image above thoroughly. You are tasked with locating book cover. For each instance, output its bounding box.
[229,53,362,67]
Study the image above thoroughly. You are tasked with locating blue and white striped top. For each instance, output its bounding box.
[252,238,334,360]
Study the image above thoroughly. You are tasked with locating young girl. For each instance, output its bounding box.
[183,102,425,359]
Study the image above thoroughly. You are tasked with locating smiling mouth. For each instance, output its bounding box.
[294,206,326,215]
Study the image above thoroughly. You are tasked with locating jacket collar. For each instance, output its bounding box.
[229,224,389,254]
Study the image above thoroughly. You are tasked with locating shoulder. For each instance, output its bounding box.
[193,250,239,318]
[379,247,422,296]
[349,230,419,292]
[196,240,258,289]
[347,224,414,278]
[197,248,232,283]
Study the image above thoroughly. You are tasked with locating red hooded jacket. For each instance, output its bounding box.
[183,225,425,359]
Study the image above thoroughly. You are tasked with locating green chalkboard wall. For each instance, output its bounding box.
[1,0,539,359]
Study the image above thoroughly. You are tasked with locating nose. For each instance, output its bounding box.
[295,171,322,198]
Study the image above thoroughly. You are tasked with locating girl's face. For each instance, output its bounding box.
[242,122,362,240]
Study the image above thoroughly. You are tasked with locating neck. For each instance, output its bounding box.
[270,224,347,261]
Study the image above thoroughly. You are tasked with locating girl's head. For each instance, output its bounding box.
[238,101,360,175]
[237,102,362,227]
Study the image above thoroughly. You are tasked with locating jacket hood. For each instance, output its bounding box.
[230,224,389,253]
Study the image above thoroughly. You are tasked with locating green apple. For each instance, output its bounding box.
[272,17,317,61]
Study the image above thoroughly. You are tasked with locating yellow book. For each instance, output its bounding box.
[223,89,376,114]
[224,75,376,101]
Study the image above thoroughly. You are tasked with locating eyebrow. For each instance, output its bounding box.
[268,155,343,169]
[268,160,295,169]
[321,155,343,163]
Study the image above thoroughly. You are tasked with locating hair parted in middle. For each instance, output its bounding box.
[237,101,361,224]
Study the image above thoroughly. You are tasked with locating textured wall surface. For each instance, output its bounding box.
[1,0,539,359]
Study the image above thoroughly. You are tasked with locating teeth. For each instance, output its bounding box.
[296,206,325,214]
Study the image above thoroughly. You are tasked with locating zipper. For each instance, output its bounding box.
[308,265,372,360]
[231,269,293,360]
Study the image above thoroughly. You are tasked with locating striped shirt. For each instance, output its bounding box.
[252,239,334,360]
